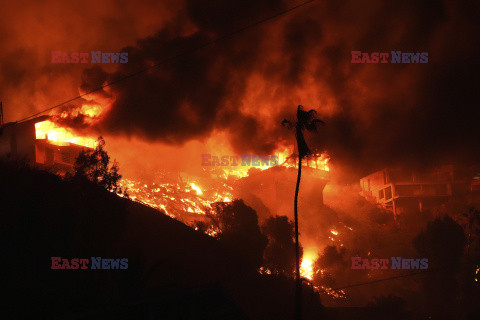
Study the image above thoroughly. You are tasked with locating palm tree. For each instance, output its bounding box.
[282,105,325,320]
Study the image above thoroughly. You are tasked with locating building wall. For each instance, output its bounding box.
[0,120,38,163]
[360,165,479,217]
[360,169,388,203]
[1,116,90,175]
[36,139,89,175]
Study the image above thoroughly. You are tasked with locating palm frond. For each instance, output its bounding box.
[307,109,318,121]
[281,119,294,129]
[305,118,325,132]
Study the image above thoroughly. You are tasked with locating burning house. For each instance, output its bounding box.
[0,115,93,174]
[233,154,330,220]
[360,165,480,217]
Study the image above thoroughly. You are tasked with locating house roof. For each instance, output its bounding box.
[0,115,50,130]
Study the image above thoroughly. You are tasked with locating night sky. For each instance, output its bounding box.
[1,0,479,177]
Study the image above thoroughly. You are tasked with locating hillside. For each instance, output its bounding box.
[0,159,324,319]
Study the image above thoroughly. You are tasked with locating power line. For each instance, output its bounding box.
[17,0,317,124]
[325,260,479,292]
[330,269,435,291]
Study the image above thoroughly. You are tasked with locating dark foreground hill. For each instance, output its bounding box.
[0,159,324,319]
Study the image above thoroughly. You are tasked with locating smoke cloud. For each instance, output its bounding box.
[2,0,479,178]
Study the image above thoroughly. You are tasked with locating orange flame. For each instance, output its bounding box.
[35,120,97,148]
[58,103,104,122]
[35,103,105,148]
[277,147,330,171]
[301,250,318,281]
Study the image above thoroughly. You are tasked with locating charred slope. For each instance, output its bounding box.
[0,159,323,319]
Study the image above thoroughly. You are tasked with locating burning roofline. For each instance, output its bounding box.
[0,115,50,130]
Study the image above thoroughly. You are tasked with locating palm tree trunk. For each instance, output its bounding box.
[294,155,302,320]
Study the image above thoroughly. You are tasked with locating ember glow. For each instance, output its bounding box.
[58,103,105,124]
[34,103,105,148]
[32,106,331,227]
[32,109,333,284]
[32,112,334,290]
[119,174,235,220]
[475,265,480,285]
[277,147,330,172]
[118,151,330,221]
[35,120,97,148]
[190,182,202,195]
[301,250,318,281]
[318,286,347,300]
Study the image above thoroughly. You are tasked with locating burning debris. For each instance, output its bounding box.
[119,150,330,224]
[35,120,97,148]
[475,265,480,285]
[119,175,233,221]
[300,251,317,281]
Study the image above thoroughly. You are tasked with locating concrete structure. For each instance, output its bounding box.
[0,116,49,162]
[360,165,480,216]
[0,116,92,174]
[234,164,329,219]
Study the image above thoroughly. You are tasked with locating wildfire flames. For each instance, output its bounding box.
[277,147,330,172]
[7,2,479,316]
[34,103,105,148]
[119,176,234,220]
[33,107,330,222]
[33,105,338,297]
[118,153,329,220]
[35,120,97,148]
[475,265,480,285]
[301,251,317,281]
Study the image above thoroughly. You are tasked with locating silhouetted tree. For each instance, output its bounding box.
[210,200,268,269]
[282,105,325,320]
[313,245,347,288]
[262,215,301,276]
[0,156,130,318]
[317,245,347,269]
[73,136,127,196]
[414,215,466,267]
[367,295,410,320]
[464,207,480,261]
[413,215,466,318]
